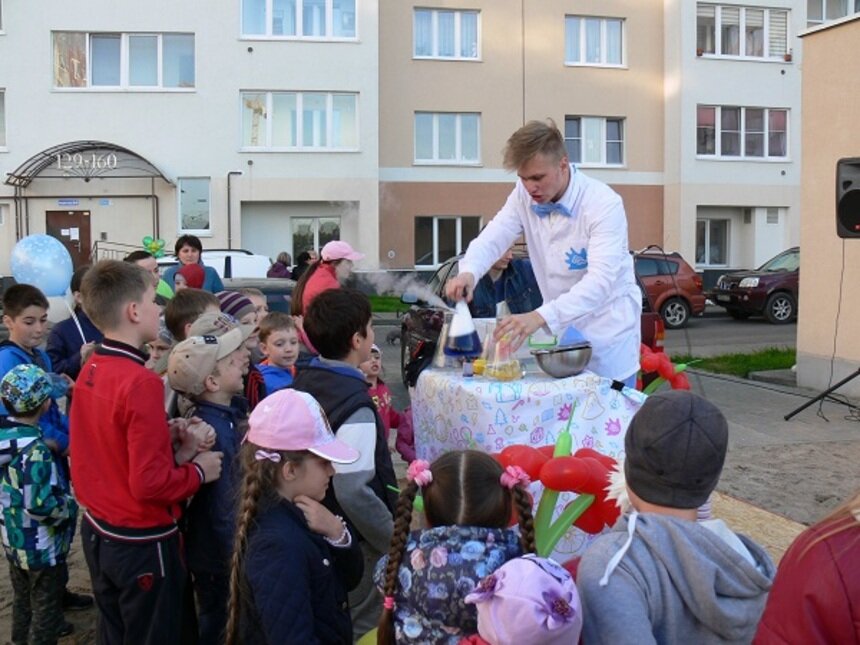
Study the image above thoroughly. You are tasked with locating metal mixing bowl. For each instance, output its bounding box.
[530,342,592,378]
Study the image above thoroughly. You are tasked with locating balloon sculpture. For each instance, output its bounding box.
[10,235,74,297]
[142,235,166,258]
[494,403,620,557]
[638,344,693,393]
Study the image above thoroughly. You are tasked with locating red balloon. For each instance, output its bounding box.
[640,343,652,356]
[537,445,557,459]
[498,445,549,480]
[560,556,581,579]
[657,354,677,380]
[598,498,621,527]
[573,448,617,472]
[640,352,661,373]
[671,372,691,390]
[573,502,607,534]
[540,457,590,491]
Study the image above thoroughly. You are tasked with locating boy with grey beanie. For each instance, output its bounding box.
[577,390,775,644]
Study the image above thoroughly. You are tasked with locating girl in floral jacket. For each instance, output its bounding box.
[374,450,535,644]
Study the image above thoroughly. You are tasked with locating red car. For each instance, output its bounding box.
[711,247,799,324]
[634,250,705,330]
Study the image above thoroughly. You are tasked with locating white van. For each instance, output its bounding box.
[157,249,272,279]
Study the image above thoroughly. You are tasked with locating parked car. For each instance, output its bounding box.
[633,250,705,329]
[399,254,664,385]
[711,247,799,324]
[222,277,294,313]
[157,248,272,279]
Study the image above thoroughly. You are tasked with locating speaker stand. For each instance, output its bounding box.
[784,367,860,421]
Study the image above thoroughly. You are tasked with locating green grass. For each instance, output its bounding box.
[368,294,407,313]
[671,347,795,378]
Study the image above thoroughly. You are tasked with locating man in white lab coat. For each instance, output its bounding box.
[445,119,641,384]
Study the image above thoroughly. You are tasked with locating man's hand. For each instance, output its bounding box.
[192,451,224,483]
[294,494,345,540]
[493,310,547,352]
[444,272,476,302]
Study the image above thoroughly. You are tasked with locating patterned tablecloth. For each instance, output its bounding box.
[412,367,647,558]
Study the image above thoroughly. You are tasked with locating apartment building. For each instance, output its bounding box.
[0,0,379,275]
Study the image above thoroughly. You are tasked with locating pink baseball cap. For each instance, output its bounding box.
[246,390,359,464]
[321,240,364,262]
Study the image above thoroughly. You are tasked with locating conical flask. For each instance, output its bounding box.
[444,301,483,358]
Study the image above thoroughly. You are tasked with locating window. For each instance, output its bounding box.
[565,16,624,65]
[0,91,5,147]
[413,9,479,59]
[695,219,729,265]
[0,1,4,33]
[564,116,624,166]
[291,217,340,256]
[179,178,211,235]
[696,106,788,159]
[241,91,358,150]
[696,5,789,58]
[807,0,860,26]
[53,32,195,89]
[414,112,480,164]
[242,0,356,38]
[766,207,779,224]
[414,216,481,267]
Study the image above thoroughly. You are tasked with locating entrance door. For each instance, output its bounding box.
[46,211,92,269]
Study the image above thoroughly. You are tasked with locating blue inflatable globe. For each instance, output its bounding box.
[10,235,75,297]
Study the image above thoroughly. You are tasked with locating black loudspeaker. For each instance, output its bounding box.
[836,157,860,238]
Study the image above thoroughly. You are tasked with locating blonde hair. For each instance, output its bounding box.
[502,119,568,171]
[800,489,860,559]
[225,444,308,645]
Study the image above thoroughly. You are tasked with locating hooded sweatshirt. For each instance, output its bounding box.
[577,512,775,645]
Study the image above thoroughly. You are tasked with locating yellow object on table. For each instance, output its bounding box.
[484,359,522,381]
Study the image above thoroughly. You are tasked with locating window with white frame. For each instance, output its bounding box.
[414,216,481,267]
[0,91,5,147]
[179,178,211,234]
[53,32,195,89]
[695,218,729,265]
[564,116,624,166]
[807,0,860,26]
[291,216,340,256]
[242,0,356,38]
[697,106,787,159]
[413,8,479,59]
[414,112,480,164]
[241,91,358,150]
[565,16,624,66]
[696,5,789,59]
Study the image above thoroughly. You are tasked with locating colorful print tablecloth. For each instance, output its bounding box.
[412,367,647,558]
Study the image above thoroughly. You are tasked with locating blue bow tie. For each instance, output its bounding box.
[531,201,572,218]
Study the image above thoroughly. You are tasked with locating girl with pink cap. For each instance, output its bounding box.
[225,389,363,644]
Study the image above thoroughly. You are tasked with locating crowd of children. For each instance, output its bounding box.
[1,257,858,644]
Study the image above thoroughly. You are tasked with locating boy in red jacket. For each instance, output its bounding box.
[70,260,224,644]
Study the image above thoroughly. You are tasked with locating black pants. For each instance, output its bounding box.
[191,571,230,645]
[8,561,64,645]
[81,520,185,645]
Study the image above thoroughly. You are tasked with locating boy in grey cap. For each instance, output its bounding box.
[577,390,775,644]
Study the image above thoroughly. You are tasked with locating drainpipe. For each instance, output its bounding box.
[227,171,242,250]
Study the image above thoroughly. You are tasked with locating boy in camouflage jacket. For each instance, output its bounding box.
[0,364,78,645]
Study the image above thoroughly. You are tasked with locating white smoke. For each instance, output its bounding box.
[360,271,453,311]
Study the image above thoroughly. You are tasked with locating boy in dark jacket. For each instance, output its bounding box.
[167,329,250,645]
[1,364,78,644]
[291,288,398,641]
[46,265,103,382]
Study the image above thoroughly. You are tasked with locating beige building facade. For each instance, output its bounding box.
[797,15,860,396]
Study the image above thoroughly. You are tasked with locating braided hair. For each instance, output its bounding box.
[376,450,536,644]
[225,444,307,645]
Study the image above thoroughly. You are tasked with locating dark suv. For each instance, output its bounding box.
[399,254,665,385]
[633,250,705,329]
[712,247,799,324]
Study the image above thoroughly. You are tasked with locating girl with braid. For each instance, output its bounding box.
[225,390,363,645]
[373,450,536,644]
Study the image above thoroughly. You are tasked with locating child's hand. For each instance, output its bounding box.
[294,494,344,541]
[192,450,224,483]
[292,315,305,334]
[170,417,216,464]
[185,418,216,452]
[80,341,96,364]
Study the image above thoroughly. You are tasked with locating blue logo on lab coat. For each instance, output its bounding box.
[565,248,588,270]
